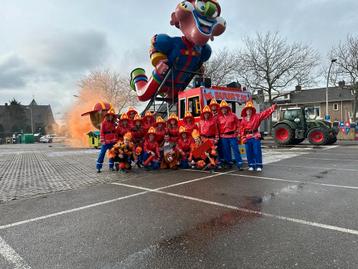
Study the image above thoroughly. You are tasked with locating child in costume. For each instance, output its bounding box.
[116,113,132,142]
[142,111,155,133]
[96,108,117,173]
[198,105,219,143]
[189,129,217,171]
[167,113,179,143]
[131,114,145,167]
[143,127,161,170]
[240,101,277,172]
[108,132,135,173]
[160,134,179,169]
[154,116,167,145]
[183,111,198,136]
[176,126,193,169]
[217,100,243,170]
[126,107,138,129]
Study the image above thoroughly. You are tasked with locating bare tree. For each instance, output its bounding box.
[330,35,358,122]
[204,48,240,86]
[237,32,320,104]
[79,70,137,113]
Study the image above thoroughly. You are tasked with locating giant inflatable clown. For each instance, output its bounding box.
[130,0,226,102]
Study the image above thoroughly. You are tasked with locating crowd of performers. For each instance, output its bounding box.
[96,99,276,174]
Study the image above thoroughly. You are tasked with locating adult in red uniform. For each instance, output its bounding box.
[131,114,144,147]
[183,111,198,136]
[167,113,179,143]
[143,127,160,170]
[217,100,243,170]
[240,100,276,171]
[176,126,193,169]
[116,113,132,141]
[198,106,219,143]
[142,111,155,133]
[96,109,117,173]
[126,107,138,129]
[154,116,167,145]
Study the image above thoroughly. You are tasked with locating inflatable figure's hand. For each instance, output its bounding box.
[155,60,169,75]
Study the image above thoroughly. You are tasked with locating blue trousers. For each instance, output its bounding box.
[143,152,160,170]
[245,138,263,169]
[217,139,224,163]
[96,143,114,170]
[220,138,243,168]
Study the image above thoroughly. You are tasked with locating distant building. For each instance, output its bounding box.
[273,86,356,122]
[0,99,57,138]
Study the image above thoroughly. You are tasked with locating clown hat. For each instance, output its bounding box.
[209,99,220,111]
[241,100,256,117]
[179,126,189,135]
[119,113,129,121]
[127,107,138,116]
[167,113,178,123]
[146,127,157,138]
[154,116,165,127]
[183,111,194,121]
[191,129,201,140]
[133,114,142,123]
[219,100,231,110]
[200,105,213,120]
[143,111,155,121]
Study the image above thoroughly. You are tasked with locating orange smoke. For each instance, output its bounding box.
[65,87,107,148]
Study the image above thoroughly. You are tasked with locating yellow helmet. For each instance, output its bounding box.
[154,116,165,127]
[241,100,256,117]
[120,113,129,121]
[123,132,132,141]
[168,113,179,122]
[209,99,220,110]
[133,114,142,123]
[220,100,230,109]
[191,129,200,140]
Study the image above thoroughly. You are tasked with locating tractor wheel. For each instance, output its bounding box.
[292,138,305,145]
[307,127,329,145]
[273,124,294,145]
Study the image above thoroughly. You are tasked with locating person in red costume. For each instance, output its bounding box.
[154,116,167,144]
[131,114,144,147]
[217,100,243,170]
[240,100,277,172]
[167,113,179,143]
[142,111,155,133]
[126,107,138,129]
[116,113,132,141]
[176,126,193,169]
[198,105,219,143]
[143,127,160,170]
[96,108,117,173]
[209,98,220,118]
[183,111,198,136]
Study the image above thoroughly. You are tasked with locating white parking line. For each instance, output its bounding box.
[112,182,358,236]
[297,156,358,162]
[265,163,358,172]
[0,171,233,231]
[0,236,31,269]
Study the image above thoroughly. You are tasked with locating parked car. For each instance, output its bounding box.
[39,135,53,143]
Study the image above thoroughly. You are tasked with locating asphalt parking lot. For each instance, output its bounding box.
[0,143,357,268]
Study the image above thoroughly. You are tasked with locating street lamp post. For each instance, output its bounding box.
[325,59,337,121]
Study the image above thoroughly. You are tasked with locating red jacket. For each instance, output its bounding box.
[176,137,193,154]
[155,127,167,144]
[131,126,144,146]
[183,123,198,136]
[167,126,179,143]
[144,139,160,158]
[240,105,276,143]
[116,124,132,140]
[100,120,117,144]
[217,112,240,138]
[143,120,155,133]
[198,118,219,139]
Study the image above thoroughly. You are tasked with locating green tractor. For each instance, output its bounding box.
[273,107,338,145]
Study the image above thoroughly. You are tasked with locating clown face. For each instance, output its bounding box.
[171,0,226,46]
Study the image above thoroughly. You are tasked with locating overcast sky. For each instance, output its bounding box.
[1,0,357,121]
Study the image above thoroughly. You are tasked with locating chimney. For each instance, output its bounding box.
[5,103,8,107]
[295,85,302,91]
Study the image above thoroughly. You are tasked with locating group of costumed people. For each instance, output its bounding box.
[96,99,276,173]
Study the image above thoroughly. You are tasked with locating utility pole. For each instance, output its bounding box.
[325,59,337,121]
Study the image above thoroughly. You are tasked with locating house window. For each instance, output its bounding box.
[333,103,339,111]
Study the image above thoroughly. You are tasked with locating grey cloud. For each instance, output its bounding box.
[0,55,33,89]
[27,30,110,73]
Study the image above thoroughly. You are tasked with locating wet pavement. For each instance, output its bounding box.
[0,143,357,268]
